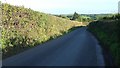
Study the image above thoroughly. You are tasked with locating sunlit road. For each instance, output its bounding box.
[3,27,105,66]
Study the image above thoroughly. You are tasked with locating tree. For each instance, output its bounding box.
[72,12,79,20]
[115,14,120,20]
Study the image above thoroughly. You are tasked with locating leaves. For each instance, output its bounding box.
[1,3,82,59]
[88,14,120,66]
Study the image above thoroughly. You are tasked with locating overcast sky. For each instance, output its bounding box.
[1,0,120,14]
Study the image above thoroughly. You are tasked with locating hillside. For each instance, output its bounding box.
[1,3,83,59]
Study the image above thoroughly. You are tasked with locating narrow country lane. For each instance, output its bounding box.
[3,27,105,66]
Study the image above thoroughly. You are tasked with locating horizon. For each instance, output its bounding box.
[1,0,119,14]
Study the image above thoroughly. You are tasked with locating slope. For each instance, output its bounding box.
[1,3,83,59]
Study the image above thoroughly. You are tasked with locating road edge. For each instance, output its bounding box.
[87,28,116,67]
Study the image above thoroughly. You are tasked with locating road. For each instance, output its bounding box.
[2,27,105,66]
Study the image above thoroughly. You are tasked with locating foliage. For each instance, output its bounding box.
[55,15,69,20]
[55,12,94,25]
[88,14,120,66]
[1,3,82,59]
[71,12,79,20]
[71,12,94,23]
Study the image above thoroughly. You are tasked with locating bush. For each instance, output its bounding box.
[1,3,82,59]
[88,14,120,66]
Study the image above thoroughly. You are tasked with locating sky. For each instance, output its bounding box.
[1,0,120,14]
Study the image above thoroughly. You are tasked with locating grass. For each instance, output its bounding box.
[88,20,120,66]
[1,3,83,59]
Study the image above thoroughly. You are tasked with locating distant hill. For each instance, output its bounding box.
[55,14,114,20]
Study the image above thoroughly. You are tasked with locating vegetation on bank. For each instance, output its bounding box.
[88,14,120,66]
[1,3,83,59]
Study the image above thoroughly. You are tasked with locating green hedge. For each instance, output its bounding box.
[88,19,120,66]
